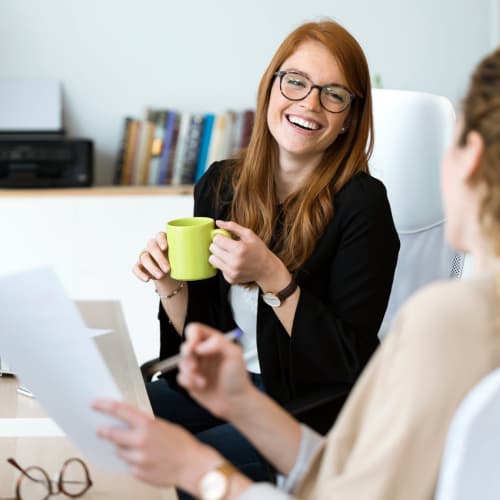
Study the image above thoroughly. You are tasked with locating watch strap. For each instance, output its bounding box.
[276,277,298,301]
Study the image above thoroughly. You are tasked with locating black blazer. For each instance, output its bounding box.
[159,161,399,434]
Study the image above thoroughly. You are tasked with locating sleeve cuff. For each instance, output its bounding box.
[276,424,324,493]
[237,482,293,500]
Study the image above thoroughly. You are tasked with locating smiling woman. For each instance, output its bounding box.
[132,18,400,500]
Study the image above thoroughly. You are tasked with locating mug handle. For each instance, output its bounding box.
[211,228,231,240]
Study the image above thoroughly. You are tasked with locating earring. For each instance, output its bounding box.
[340,126,347,133]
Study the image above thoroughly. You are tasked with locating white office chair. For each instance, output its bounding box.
[370,88,465,339]
[434,368,500,500]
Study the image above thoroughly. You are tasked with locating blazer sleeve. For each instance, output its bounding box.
[158,162,232,361]
[288,178,399,394]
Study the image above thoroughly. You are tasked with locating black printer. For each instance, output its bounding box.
[0,135,93,188]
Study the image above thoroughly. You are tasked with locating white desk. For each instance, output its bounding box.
[0,300,176,500]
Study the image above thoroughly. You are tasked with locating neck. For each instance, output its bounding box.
[467,223,496,274]
[276,152,322,202]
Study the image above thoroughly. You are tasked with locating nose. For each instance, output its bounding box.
[299,86,322,111]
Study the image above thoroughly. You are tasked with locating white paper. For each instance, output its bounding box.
[0,418,65,437]
[0,268,127,473]
[1,329,111,374]
[0,78,62,131]
[88,328,112,338]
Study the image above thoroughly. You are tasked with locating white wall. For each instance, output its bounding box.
[0,0,495,185]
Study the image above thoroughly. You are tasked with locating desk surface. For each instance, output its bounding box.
[0,300,176,500]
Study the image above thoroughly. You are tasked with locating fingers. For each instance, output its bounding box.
[132,233,170,282]
[183,323,221,355]
[184,323,241,358]
[93,399,153,428]
[216,220,254,240]
[177,357,208,390]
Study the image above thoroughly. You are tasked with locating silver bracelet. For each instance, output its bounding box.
[155,282,185,299]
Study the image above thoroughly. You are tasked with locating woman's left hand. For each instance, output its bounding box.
[209,220,281,285]
[92,400,217,489]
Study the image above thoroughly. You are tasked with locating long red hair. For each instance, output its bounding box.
[224,20,373,272]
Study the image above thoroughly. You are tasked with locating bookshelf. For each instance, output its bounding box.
[0,185,193,197]
[115,108,254,188]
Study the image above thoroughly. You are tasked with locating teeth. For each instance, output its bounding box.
[288,115,319,130]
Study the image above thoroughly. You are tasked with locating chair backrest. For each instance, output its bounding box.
[434,368,500,500]
[370,88,464,339]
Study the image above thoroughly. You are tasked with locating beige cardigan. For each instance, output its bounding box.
[298,272,500,499]
[241,271,500,499]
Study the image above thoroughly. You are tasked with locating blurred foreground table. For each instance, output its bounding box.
[0,300,176,500]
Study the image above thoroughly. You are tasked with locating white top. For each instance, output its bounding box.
[228,284,260,373]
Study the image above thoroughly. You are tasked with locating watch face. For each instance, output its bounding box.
[262,292,281,308]
[199,470,227,500]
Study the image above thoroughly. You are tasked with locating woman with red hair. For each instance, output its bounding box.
[132,19,398,492]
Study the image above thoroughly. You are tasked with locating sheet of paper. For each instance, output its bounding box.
[88,328,112,338]
[0,268,127,473]
[1,329,111,374]
[0,418,65,437]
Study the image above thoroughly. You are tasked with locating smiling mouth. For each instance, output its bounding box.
[286,114,321,131]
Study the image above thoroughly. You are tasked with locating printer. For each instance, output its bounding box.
[0,78,93,188]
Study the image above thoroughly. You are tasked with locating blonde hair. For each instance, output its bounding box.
[461,48,500,255]
[220,20,373,273]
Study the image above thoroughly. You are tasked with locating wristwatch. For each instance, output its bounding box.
[198,461,239,500]
[261,277,298,308]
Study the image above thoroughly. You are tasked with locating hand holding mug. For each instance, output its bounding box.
[208,220,283,286]
[133,232,173,283]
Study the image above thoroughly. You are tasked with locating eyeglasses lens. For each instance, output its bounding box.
[59,459,91,497]
[17,466,50,500]
[320,87,351,112]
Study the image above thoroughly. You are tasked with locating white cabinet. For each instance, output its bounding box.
[0,188,194,365]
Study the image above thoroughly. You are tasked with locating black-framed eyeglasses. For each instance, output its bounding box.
[0,457,92,500]
[274,70,355,113]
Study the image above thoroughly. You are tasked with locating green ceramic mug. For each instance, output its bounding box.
[166,217,231,281]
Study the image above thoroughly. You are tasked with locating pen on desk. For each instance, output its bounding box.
[148,328,243,376]
[17,385,35,398]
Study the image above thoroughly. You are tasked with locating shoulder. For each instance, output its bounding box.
[332,172,398,244]
[194,160,235,214]
[335,171,389,210]
[393,274,497,348]
[194,160,233,194]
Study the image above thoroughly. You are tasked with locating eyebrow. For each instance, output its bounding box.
[280,68,345,88]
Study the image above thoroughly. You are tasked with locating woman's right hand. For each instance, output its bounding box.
[132,232,172,283]
[177,323,256,421]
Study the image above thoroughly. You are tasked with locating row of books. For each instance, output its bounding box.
[113,108,255,186]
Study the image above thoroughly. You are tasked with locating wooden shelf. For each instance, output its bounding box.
[0,185,194,197]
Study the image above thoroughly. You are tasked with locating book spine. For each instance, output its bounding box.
[180,113,205,185]
[171,112,192,186]
[157,111,178,185]
[129,121,143,185]
[113,117,133,185]
[194,114,215,183]
[148,110,168,185]
[164,114,180,185]
[134,120,156,185]
[241,109,255,149]
[230,110,245,156]
[205,113,227,168]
